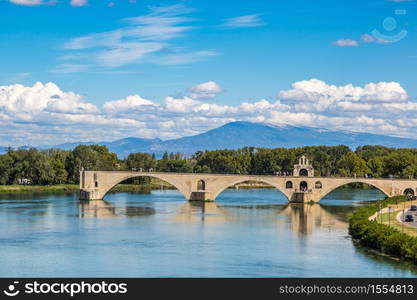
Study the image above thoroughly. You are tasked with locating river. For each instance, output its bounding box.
[0,188,416,277]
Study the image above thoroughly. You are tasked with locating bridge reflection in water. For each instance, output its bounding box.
[171,201,346,235]
[172,201,234,223]
[78,199,155,218]
[78,198,345,236]
[277,204,347,235]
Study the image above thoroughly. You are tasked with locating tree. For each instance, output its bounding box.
[65,145,119,183]
[125,153,157,171]
[383,150,417,177]
[51,159,68,184]
[0,154,13,184]
[367,157,384,178]
[250,148,281,175]
[336,152,369,177]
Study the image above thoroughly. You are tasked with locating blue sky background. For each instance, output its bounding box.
[0,0,416,145]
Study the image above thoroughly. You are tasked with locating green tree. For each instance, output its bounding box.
[336,152,369,177]
[0,154,13,184]
[65,145,119,183]
[51,159,68,184]
[125,153,157,171]
[367,157,384,178]
[383,150,417,177]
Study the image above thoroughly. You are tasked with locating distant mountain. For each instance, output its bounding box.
[151,121,417,155]
[4,121,417,158]
[102,137,161,158]
[52,137,160,158]
[0,145,30,154]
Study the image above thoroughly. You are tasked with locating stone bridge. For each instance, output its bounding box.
[79,170,417,203]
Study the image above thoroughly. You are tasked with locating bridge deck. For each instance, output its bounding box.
[80,170,417,202]
[81,171,416,181]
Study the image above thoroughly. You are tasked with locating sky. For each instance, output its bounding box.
[0,0,417,146]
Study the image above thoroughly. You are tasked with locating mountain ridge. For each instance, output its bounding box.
[3,121,417,158]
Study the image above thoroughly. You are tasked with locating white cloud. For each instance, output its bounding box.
[360,34,388,44]
[95,42,165,67]
[58,4,214,70]
[279,79,407,106]
[163,96,201,113]
[70,0,87,6]
[0,82,98,122]
[361,34,374,43]
[9,0,54,5]
[50,64,89,73]
[10,0,41,4]
[155,50,218,65]
[188,81,224,99]
[221,14,265,29]
[332,39,359,47]
[103,95,156,114]
[1,79,417,146]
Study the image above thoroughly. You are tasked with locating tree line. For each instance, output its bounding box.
[1,144,417,185]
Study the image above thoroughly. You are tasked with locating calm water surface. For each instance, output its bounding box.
[0,188,416,277]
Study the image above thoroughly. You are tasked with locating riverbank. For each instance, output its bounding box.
[0,184,79,193]
[0,180,276,194]
[0,183,174,194]
[349,195,417,264]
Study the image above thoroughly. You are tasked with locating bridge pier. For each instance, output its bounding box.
[80,188,102,201]
[189,191,215,202]
[290,192,317,203]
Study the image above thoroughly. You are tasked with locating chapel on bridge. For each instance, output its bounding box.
[293,155,314,177]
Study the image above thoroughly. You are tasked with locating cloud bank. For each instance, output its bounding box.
[0,79,415,146]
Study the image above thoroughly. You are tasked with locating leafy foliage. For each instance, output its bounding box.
[1,144,417,185]
[349,195,417,263]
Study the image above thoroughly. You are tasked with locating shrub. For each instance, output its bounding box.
[348,195,417,264]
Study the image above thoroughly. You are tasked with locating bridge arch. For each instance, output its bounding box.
[300,181,308,191]
[211,178,290,201]
[319,180,391,201]
[100,173,192,200]
[404,188,414,196]
[197,179,206,191]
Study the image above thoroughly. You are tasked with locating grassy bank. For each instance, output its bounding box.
[0,184,79,193]
[378,210,417,237]
[0,179,276,194]
[0,183,174,194]
[349,195,417,264]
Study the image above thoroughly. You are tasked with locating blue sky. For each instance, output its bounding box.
[0,0,417,146]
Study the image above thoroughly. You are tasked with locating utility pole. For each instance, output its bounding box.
[388,207,390,226]
[402,209,405,233]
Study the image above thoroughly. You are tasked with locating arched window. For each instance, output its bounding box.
[404,188,414,197]
[197,180,206,191]
[286,181,293,189]
[315,181,322,189]
[300,181,308,191]
[299,169,308,177]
